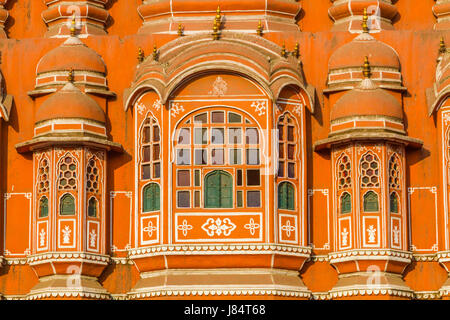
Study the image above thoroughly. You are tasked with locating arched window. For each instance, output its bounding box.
[389,154,401,190]
[340,192,351,214]
[205,170,233,208]
[58,156,77,190]
[60,194,75,215]
[278,182,295,210]
[363,191,379,212]
[360,152,380,188]
[38,158,50,193]
[88,197,98,217]
[338,154,351,190]
[140,116,161,180]
[86,158,100,194]
[277,113,298,179]
[143,183,160,212]
[390,192,399,213]
[39,196,49,218]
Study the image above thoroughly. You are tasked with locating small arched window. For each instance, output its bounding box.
[143,183,160,212]
[340,192,351,214]
[363,191,379,212]
[88,197,98,217]
[390,192,399,214]
[278,182,295,210]
[60,194,75,215]
[39,196,49,218]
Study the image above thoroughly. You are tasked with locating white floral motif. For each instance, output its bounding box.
[39,229,46,247]
[177,219,193,236]
[89,229,97,248]
[293,104,302,116]
[252,100,267,116]
[341,227,349,246]
[170,103,185,118]
[136,102,146,115]
[281,220,296,237]
[244,218,260,236]
[202,218,236,237]
[367,225,377,243]
[392,225,400,245]
[62,226,71,244]
[143,220,158,238]
[209,76,228,96]
[153,99,162,111]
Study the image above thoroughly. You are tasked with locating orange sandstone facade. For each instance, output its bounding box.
[0,0,448,300]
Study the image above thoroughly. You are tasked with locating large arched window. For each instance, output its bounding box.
[363,191,379,212]
[60,193,75,215]
[278,182,295,210]
[143,183,160,212]
[174,108,262,209]
[205,170,233,208]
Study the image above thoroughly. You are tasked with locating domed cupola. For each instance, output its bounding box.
[428,38,450,115]
[326,10,404,93]
[29,21,113,99]
[137,0,302,35]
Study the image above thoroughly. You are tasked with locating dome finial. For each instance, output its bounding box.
[440,36,447,54]
[178,24,184,36]
[138,47,145,63]
[257,20,263,36]
[68,68,74,83]
[362,8,369,33]
[70,14,77,37]
[363,56,371,79]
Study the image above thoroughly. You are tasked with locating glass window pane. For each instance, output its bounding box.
[153,163,160,179]
[229,149,242,165]
[279,143,284,159]
[212,111,224,123]
[143,146,150,162]
[143,126,151,143]
[288,126,294,142]
[211,128,224,144]
[247,191,261,207]
[177,149,190,165]
[288,145,295,160]
[237,169,243,186]
[178,128,190,144]
[194,170,200,186]
[194,149,207,165]
[39,197,49,218]
[246,128,259,144]
[60,194,75,215]
[278,125,284,140]
[211,149,224,165]
[194,191,201,208]
[288,163,295,178]
[153,126,160,142]
[247,149,260,165]
[278,162,285,177]
[88,198,97,217]
[228,112,242,123]
[177,170,190,187]
[194,128,208,144]
[247,169,260,186]
[153,144,160,160]
[194,113,207,123]
[142,164,151,179]
[237,191,243,207]
[228,128,242,144]
[177,191,190,208]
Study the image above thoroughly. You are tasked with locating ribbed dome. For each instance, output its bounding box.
[36,37,106,75]
[331,79,403,121]
[35,82,105,124]
[329,33,400,71]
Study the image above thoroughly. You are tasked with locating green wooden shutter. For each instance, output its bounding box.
[287,183,295,210]
[88,198,97,217]
[40,197,48,218]
[390,193,398,213]
[60,194,75,215]
[278,183,287,209]
[341,193,351,214]
[205,171,233,208]
[364,191,379,212]
[143,183,160,212]
[278,182,295,210]
[220,171,233,208]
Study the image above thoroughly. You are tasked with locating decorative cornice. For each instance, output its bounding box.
[27,252,110,266]
[328,249,413,264]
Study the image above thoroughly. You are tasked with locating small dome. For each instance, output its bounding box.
[36,37,106,75]
[35,82,105,124]
[329,33,400,71]
[331,78,403,121]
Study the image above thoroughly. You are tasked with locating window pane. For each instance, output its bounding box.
[288,163,295,178]
[247,191,261,207]
[246,128,259,144]
[212,111,224,123]
[211,149,224,165]
[177,149,190,165]
[364,191,379,212]
[39,197,49,218]
[228,112,242,123]
[88,198,97,217]
[229,149,242,165]
[194,128,208,144]
[60,194,75,215]
[279,143,284,159]
[237,169,243,186]
[142,164,151,179]
[194,113,207,123]
[287,126,294,142]
[177,170,190,187]
[194,149,207,165]
[143,146,151,162]
[178,128,190,144]
[194,170,200,186]
[194,191,201,208]
[288,145,295,160]
[153,126,160,142]
[278,125,284,140]
[278,162,285,177]
[153,144,160,160]
[237,191,243,207]
[143,126,151,143]
[177,191,190,208]
[228,128,242,144]
[153,163,160,179]
[211,128,224,144]
[247,149,260,165]
[247,169,260,186]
